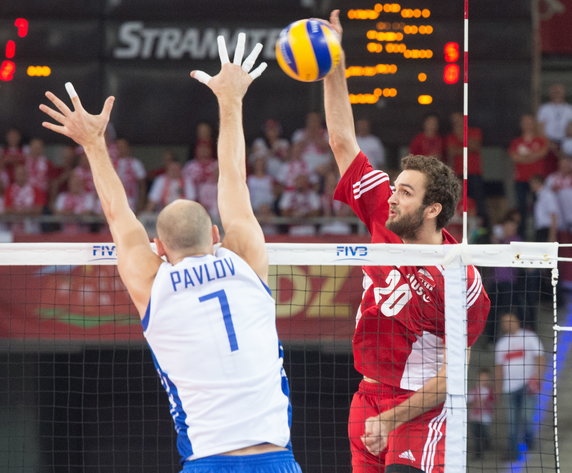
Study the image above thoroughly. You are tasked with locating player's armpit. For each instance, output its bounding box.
[111,212,162,317]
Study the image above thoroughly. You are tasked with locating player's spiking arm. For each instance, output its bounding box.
[39,85,161,316]
[323,10,360,176]
[191,34,269,282]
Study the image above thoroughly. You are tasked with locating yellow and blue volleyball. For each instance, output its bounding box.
[275,18,341,82]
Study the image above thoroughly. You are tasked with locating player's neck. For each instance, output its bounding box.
[168,247,213,265]
[403,226,443,245]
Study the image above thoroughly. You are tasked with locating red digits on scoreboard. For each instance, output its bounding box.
[1,18,28,81]
[14,18,29,38]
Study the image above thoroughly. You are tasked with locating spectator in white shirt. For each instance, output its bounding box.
[248,156,277,213]
[279,174,321,236]
[537,83,572,147]
[355,118,385,169]
[529,174,559,242]
[495,313,545,461]
[291,112,332,176]
[249,119,290,181]
[147,159,196,212]
[319,170,353,235]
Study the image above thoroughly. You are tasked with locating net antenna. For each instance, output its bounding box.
[462,0,469,244]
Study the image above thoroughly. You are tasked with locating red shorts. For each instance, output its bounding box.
[349,380,446,473]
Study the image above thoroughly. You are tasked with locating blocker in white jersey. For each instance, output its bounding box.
[143,246,291,460]
[41,33,301,473]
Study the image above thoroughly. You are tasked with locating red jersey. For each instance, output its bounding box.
[334,152,490,392]
[5,182,45,210]
[508,136,549,182]
[446,128,482,176]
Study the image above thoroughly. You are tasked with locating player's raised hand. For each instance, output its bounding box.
[328,9,343,41]
[190,33,267,100]
[40,82,115,148]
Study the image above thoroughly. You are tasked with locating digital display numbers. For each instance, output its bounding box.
[344,2,461,107]
[0,18,51,82]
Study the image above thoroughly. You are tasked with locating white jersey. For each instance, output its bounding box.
[143,247,291,461]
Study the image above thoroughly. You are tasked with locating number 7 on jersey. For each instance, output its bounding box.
[199,289,239,352]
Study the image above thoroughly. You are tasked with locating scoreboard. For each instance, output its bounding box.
[0,1,531,149]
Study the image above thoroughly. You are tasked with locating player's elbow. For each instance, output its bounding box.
[328,130,352,154]
[329,133,360,169]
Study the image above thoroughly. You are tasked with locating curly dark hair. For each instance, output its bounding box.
[401,154,461,230]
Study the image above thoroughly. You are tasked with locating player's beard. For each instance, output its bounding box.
[386,205,426,241]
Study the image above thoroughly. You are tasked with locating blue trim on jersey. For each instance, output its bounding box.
[278,341,293,450]
[258,276,272,296]
[142,298,151,332]
[306,19,332,79]
[150,349,193,463]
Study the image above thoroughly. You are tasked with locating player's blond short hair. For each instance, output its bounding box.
[156,200,212,252]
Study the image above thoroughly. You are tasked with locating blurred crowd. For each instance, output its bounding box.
[1,83,572,243]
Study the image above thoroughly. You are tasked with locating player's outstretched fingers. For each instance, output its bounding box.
[217,36,230,65]
[249,62,267,80]
[41,119,67,137]
[233,32,246,65]
[190,70,212,85]
[64,82,85,111]
[38,102,66,125]
[242,43,263,73]
[44,91,73,117]
[100,96,116,121]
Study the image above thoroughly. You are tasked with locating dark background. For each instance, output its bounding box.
[1,347,361,473]
[0,0,531,153]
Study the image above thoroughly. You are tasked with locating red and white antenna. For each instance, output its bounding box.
[462,0,469,243]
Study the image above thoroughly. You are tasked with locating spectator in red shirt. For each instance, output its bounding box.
[508,114,549,238]
[446,112,488,225]
[147,149,177,184]
[53,171,97,234]
[468,368,495,460]
[4,163,46,233]
[189,121,216,163]
[147,159,196,212]
[49,145,79,208]
[184,140,218,199]
[409,113,444,160]
[73,152,96,195]
[25,138,53,195]
[115,138,147,213]
[1,127,27,182]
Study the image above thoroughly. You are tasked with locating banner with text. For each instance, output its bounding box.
[0,234,365,343]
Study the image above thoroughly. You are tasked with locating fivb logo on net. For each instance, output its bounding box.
[91,244,117,262]
[336,245,369,261]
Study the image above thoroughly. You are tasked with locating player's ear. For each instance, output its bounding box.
[425,202,442,221]
[212,225,221,245]
[154,238,167,257]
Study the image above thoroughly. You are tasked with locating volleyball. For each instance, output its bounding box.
[275,18,341,82]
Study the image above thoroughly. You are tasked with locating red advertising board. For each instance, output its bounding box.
[541,6,572,54]
[0,234,365,343]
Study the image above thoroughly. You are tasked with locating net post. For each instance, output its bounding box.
[443,248,468,473]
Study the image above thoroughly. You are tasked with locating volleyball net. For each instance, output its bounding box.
[0,241,566,473]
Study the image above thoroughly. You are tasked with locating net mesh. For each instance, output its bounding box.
[0,243,564,473]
